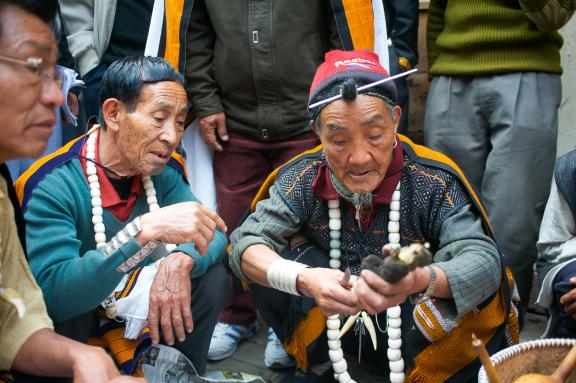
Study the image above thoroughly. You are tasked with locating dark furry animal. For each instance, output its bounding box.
[361,243,432,283]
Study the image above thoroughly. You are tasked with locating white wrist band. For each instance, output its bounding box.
[266,259,309,296]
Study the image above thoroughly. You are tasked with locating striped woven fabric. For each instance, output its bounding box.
[330,0,375,51]
[89,318,150,377]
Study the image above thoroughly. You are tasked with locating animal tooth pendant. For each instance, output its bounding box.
[362,311,378,350]
[0,287,25,318]
[338,311,360,339]
[338,310,378,362]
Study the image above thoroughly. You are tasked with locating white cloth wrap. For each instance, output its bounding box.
[266,259,309,296]
[181,121,217,211]
[104,258,164,339]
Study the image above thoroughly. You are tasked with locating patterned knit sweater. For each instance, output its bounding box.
[230,147,501,319]
[427,0,568,76]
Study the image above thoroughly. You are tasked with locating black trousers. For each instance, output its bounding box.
[172,263,230,373]
[51,263,229,377]
[547,261,576,338]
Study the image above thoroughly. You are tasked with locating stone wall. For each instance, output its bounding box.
[559,20,576,156]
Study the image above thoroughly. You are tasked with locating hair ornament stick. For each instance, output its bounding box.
[308,68,418,110]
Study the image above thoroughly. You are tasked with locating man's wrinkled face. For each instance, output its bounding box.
[0,7,64,162]
[115,81,188,175]
[317,94,401,194]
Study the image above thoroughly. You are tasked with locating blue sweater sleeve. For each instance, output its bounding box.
[155,167,226,278]
[25,178,142,322]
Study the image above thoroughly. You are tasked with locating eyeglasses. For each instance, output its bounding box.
[0,54,63,87]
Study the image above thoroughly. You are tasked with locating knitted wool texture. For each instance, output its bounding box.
[307,50,398,120]
[427,0,564,76]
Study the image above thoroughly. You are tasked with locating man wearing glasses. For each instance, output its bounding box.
[0,1,144,382]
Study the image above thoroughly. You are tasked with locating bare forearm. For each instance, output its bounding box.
[240,244,284,286]
[241,244,313,297]
[242,244,360,316]
[12,328,78,376]
[13,329,121,381]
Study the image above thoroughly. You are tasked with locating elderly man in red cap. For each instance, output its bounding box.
[229,50,519,382]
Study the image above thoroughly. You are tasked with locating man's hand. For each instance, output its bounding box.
[139,202,227,255]
[72,345,147,382]
[148,252,195,345]
[67,93,79,117]
[354,267,427,315]
[12,329,146,382]
[109,378,147,382]
[559,277,576,317]
[297,267,361,317]
[199,112,228,151]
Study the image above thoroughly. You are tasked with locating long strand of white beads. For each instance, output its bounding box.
[387,181,404,383]
[326,180,404,383]
[326,200,355,383]
[86,130,107,248]
[141,175,176,252]
[87,128,176,320]
[85,129,175,251]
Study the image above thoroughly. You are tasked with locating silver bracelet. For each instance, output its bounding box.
[104,216,142,256]
[116,240,160,272]
[266,259,309,296]
[415,265,437,304]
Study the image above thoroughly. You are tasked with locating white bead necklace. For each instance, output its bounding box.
[85,129,161,249]
[87,128,178,318]
[326,180,404,383]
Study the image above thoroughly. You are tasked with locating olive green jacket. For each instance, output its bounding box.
[185,0,342,142]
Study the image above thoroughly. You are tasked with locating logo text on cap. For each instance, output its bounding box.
[334,58,377,69]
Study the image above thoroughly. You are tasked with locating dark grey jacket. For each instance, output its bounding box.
[185,0,341,142]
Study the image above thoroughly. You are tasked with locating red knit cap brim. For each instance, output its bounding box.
[307,50,397,119]
[309,50,389,93]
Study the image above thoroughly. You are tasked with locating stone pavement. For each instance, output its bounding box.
[206,310,547,383]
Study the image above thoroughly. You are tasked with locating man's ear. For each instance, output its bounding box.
[392,105,402,135]
[311,119,320,137]
[101,98,123,132]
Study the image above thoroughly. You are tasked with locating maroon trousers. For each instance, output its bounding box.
[214,131,319,325]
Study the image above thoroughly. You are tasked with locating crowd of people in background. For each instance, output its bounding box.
[0,0,575,382]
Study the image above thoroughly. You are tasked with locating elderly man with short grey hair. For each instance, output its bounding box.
[17,56,230,379]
